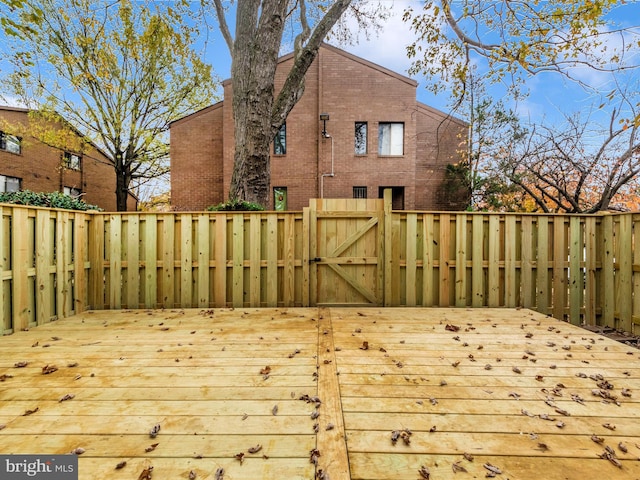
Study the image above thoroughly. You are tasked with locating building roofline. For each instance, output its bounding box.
[169,102,224,127]
[315,43,418,87]
[416,101,468,127]
[0,105,30,114]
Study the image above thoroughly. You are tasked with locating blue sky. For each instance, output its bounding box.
[202,0,640,128]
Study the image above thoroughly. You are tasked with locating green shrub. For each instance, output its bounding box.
[207,199,265,211]
[0,190,102,211]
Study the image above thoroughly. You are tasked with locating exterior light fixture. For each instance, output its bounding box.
[320,113,330,137]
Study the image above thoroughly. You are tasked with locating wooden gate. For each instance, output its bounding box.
[308,198,385,306]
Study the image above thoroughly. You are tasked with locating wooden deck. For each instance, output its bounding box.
[1,308,640,479]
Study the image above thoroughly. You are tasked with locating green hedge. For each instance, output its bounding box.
[207,199,265,211]
[0,190,102,211]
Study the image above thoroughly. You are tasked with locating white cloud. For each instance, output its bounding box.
[331,0,420,76]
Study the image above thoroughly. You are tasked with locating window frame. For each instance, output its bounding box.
[378,122,404,156]
[63,186,82,198]
[63,151,82,171]
[0,174,21,193]
[354,122,367,155]
[353,186,367,199]
[274,123,286,155]
[0,131,21,155]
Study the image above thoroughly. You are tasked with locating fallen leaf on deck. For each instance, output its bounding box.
[512,367,522,374]
[235,452,244,464]
[0,374,13,381]
[189,470,197,479]
[359,341,369,350]
[619,442,628,453]
[418,465,430,479]
[463,452,474,462]
[149,423,161,438]
[272,404,278,415]
[445,324,460,332]
[14,361,28,368]
[452,461,468,473]
[309,448,320,465]
[0,425,6,431]
[59,393,75,402]
[248,444,262,454]
[483,463,502,475]
[115,461,126,470]
[71,448,85,455]
[591,435,605,444]
[138,465,154,480]
[22,407,39,416]
[145,443,159,452]
[603,423,616,431]
[42,365,58,375]
[214,468,224,480]
[260,366,271,375]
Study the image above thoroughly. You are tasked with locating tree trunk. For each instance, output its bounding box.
[227,0,353,208]
[115,158,131,211]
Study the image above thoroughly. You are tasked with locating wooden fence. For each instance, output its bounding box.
[1,197,639,334]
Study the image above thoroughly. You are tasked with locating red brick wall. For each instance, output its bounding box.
[170,44,470,211]
[170,104,225,210]
[0,107,134,211]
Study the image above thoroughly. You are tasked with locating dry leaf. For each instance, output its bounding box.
[512,367,522,374]
[0,374,14,381]
[591,435,605,444]
[0,425,6,431]
[272,405,278,415]
[445,324,460,332]
[248,445,262,454]
[483,463,502,475]
[452,461,468,473]
[22,407,39,416]
[71,448,85,455]
[67,362,79,368]
[59,393,75,402]
[418,465,431,479]
[42,364,58,375]
[14,361,28,368]
[149,423,161,438]
[235,452,244,464]
[138,466,154,480]
[214,468,224,480]
[603,423,616,431]
[115,461,126,470]
[619,442,628,454]
[325,423,335,430]
[260,366,271,375]
[359,341,369,350]
[189,470,197,479]
[309,448,320,465]
[463,452,474,462]
[145,443,159,452]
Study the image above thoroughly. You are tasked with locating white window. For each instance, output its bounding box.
[0,175,21,192]
[0,132,21,154]
[64,186,82,198]
[64,152,82,170]
[378,122,404,156]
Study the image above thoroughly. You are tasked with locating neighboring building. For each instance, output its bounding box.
[0,106,137,211]
[170,43,468,211]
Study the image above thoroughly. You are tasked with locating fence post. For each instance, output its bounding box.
[383,189,392,306]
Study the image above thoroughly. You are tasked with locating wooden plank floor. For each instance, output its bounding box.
[1,308,639,479]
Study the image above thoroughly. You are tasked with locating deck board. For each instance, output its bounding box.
[1,307,639,479]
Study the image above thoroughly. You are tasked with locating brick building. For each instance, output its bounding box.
[0,106,136,211]
[170,44,468,211]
